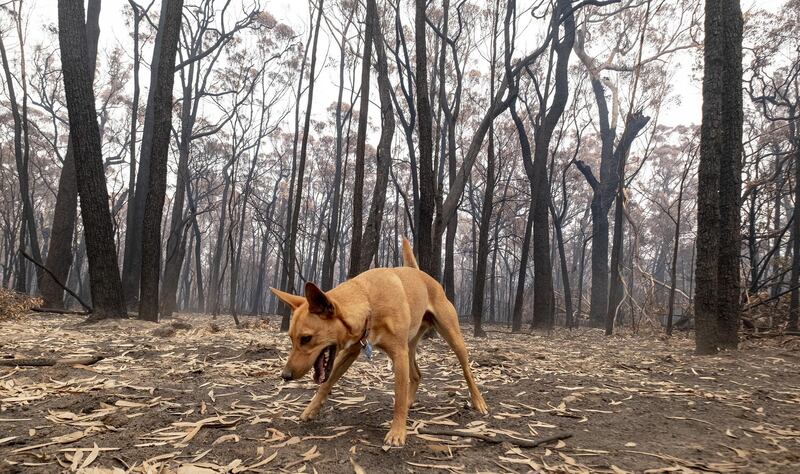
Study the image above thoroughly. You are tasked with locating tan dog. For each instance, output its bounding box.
[271,238,487,446]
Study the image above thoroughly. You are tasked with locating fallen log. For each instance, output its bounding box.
[0,355,105,367]
[416,426,572,448]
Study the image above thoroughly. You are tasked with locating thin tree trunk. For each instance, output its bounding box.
[469,0,500,337]
[415,0,437,277]
[320,6,355,290]
[347,0,374,279]
[138,0,185,322]
[551,203,574,329]
[606,185,625,334]
[357,4,395,271]
[667,165,689,336]
[0,22,42,293]
[787,116,799,330]
[511,200,534,332]
[281,0,324,331]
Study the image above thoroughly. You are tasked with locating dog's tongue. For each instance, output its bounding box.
[313,352,326,384]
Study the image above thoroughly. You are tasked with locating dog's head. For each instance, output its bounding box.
[271,282,349,384]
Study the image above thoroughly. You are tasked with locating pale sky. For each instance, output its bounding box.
[16,0,787,133]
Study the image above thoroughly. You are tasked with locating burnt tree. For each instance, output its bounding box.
[695,0,743,354]
[57,0,126,319]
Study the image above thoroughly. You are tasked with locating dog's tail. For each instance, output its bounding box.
[402,237,419,269]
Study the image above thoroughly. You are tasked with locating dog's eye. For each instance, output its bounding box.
[299,335,312,345]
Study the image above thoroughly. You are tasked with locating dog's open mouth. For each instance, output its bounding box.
[313,345,336,384]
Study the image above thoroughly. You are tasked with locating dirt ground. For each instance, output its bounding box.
[1,313,798,473]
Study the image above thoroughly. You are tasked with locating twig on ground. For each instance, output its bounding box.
[416,426,572,448]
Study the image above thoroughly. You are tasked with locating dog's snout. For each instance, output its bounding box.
[281,368,293,381]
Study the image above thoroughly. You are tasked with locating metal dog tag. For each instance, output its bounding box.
[362,340,374,360]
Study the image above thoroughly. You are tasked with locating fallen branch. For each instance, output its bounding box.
[484,329,533,335]
[30,307,91,316]
[20,251,93,313]
[743,284,800,312]
[743,330,800,338]
[416,426,572,448]
[0,355,105,367]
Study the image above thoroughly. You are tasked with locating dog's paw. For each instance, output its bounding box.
[383,426,407,446]
[300,404,321,421]
[473,397,489,415]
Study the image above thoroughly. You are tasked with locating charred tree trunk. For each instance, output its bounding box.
[138,0,185,322]
[469,0,500,337]
[280,0,324,331]
[41,0,102,308]
[667,158,691,336]
[787,115,799,330]
[347,0,374,279]
[320,6,355,290]
[695,0,743,353]
[122,0,145,298]
[511,200,534,332]
[0,26,42,293]
[57,0,127,319]
[551,202,574,329]
[357,7,395,271]
[415,0,437,278]
[606,184,625,334]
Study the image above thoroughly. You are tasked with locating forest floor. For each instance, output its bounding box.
[0,312,799,473]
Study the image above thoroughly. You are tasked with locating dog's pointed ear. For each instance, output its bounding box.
[270,287,305,309]
[304,282,333,318]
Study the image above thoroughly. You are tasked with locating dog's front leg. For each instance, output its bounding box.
[301,345,360,421]
[384,344,409,446]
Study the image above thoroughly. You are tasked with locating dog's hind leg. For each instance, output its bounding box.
[406,325,428,409]
[300,344,360,421]
[430,302,488,414]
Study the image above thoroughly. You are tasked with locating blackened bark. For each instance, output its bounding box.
[790,120,800,330]
[124,0,145,283]
[0,29,41,293]
[357,7,395,270]
[469,0,500,338]
[695,0,743,353]
[606,182,625,334]
[40,147,77,307]
[57,0,126,319]
[415,0,437,278]
[320,5,355,290]
[122,0,172,306]
[508,0,573,329]
[470,133,494,338]
[208,165,232,314]
[41,0,102,308]
[347,0,374,279]
[138,0,185,322]
[551,200,574,329]
[529,0,576,330]
[280,0,324,331]
[512,200,534,332]
[605,113,649,333]
[667,157,692,336]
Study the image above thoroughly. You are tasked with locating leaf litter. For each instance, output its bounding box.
[0,312,798,473]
